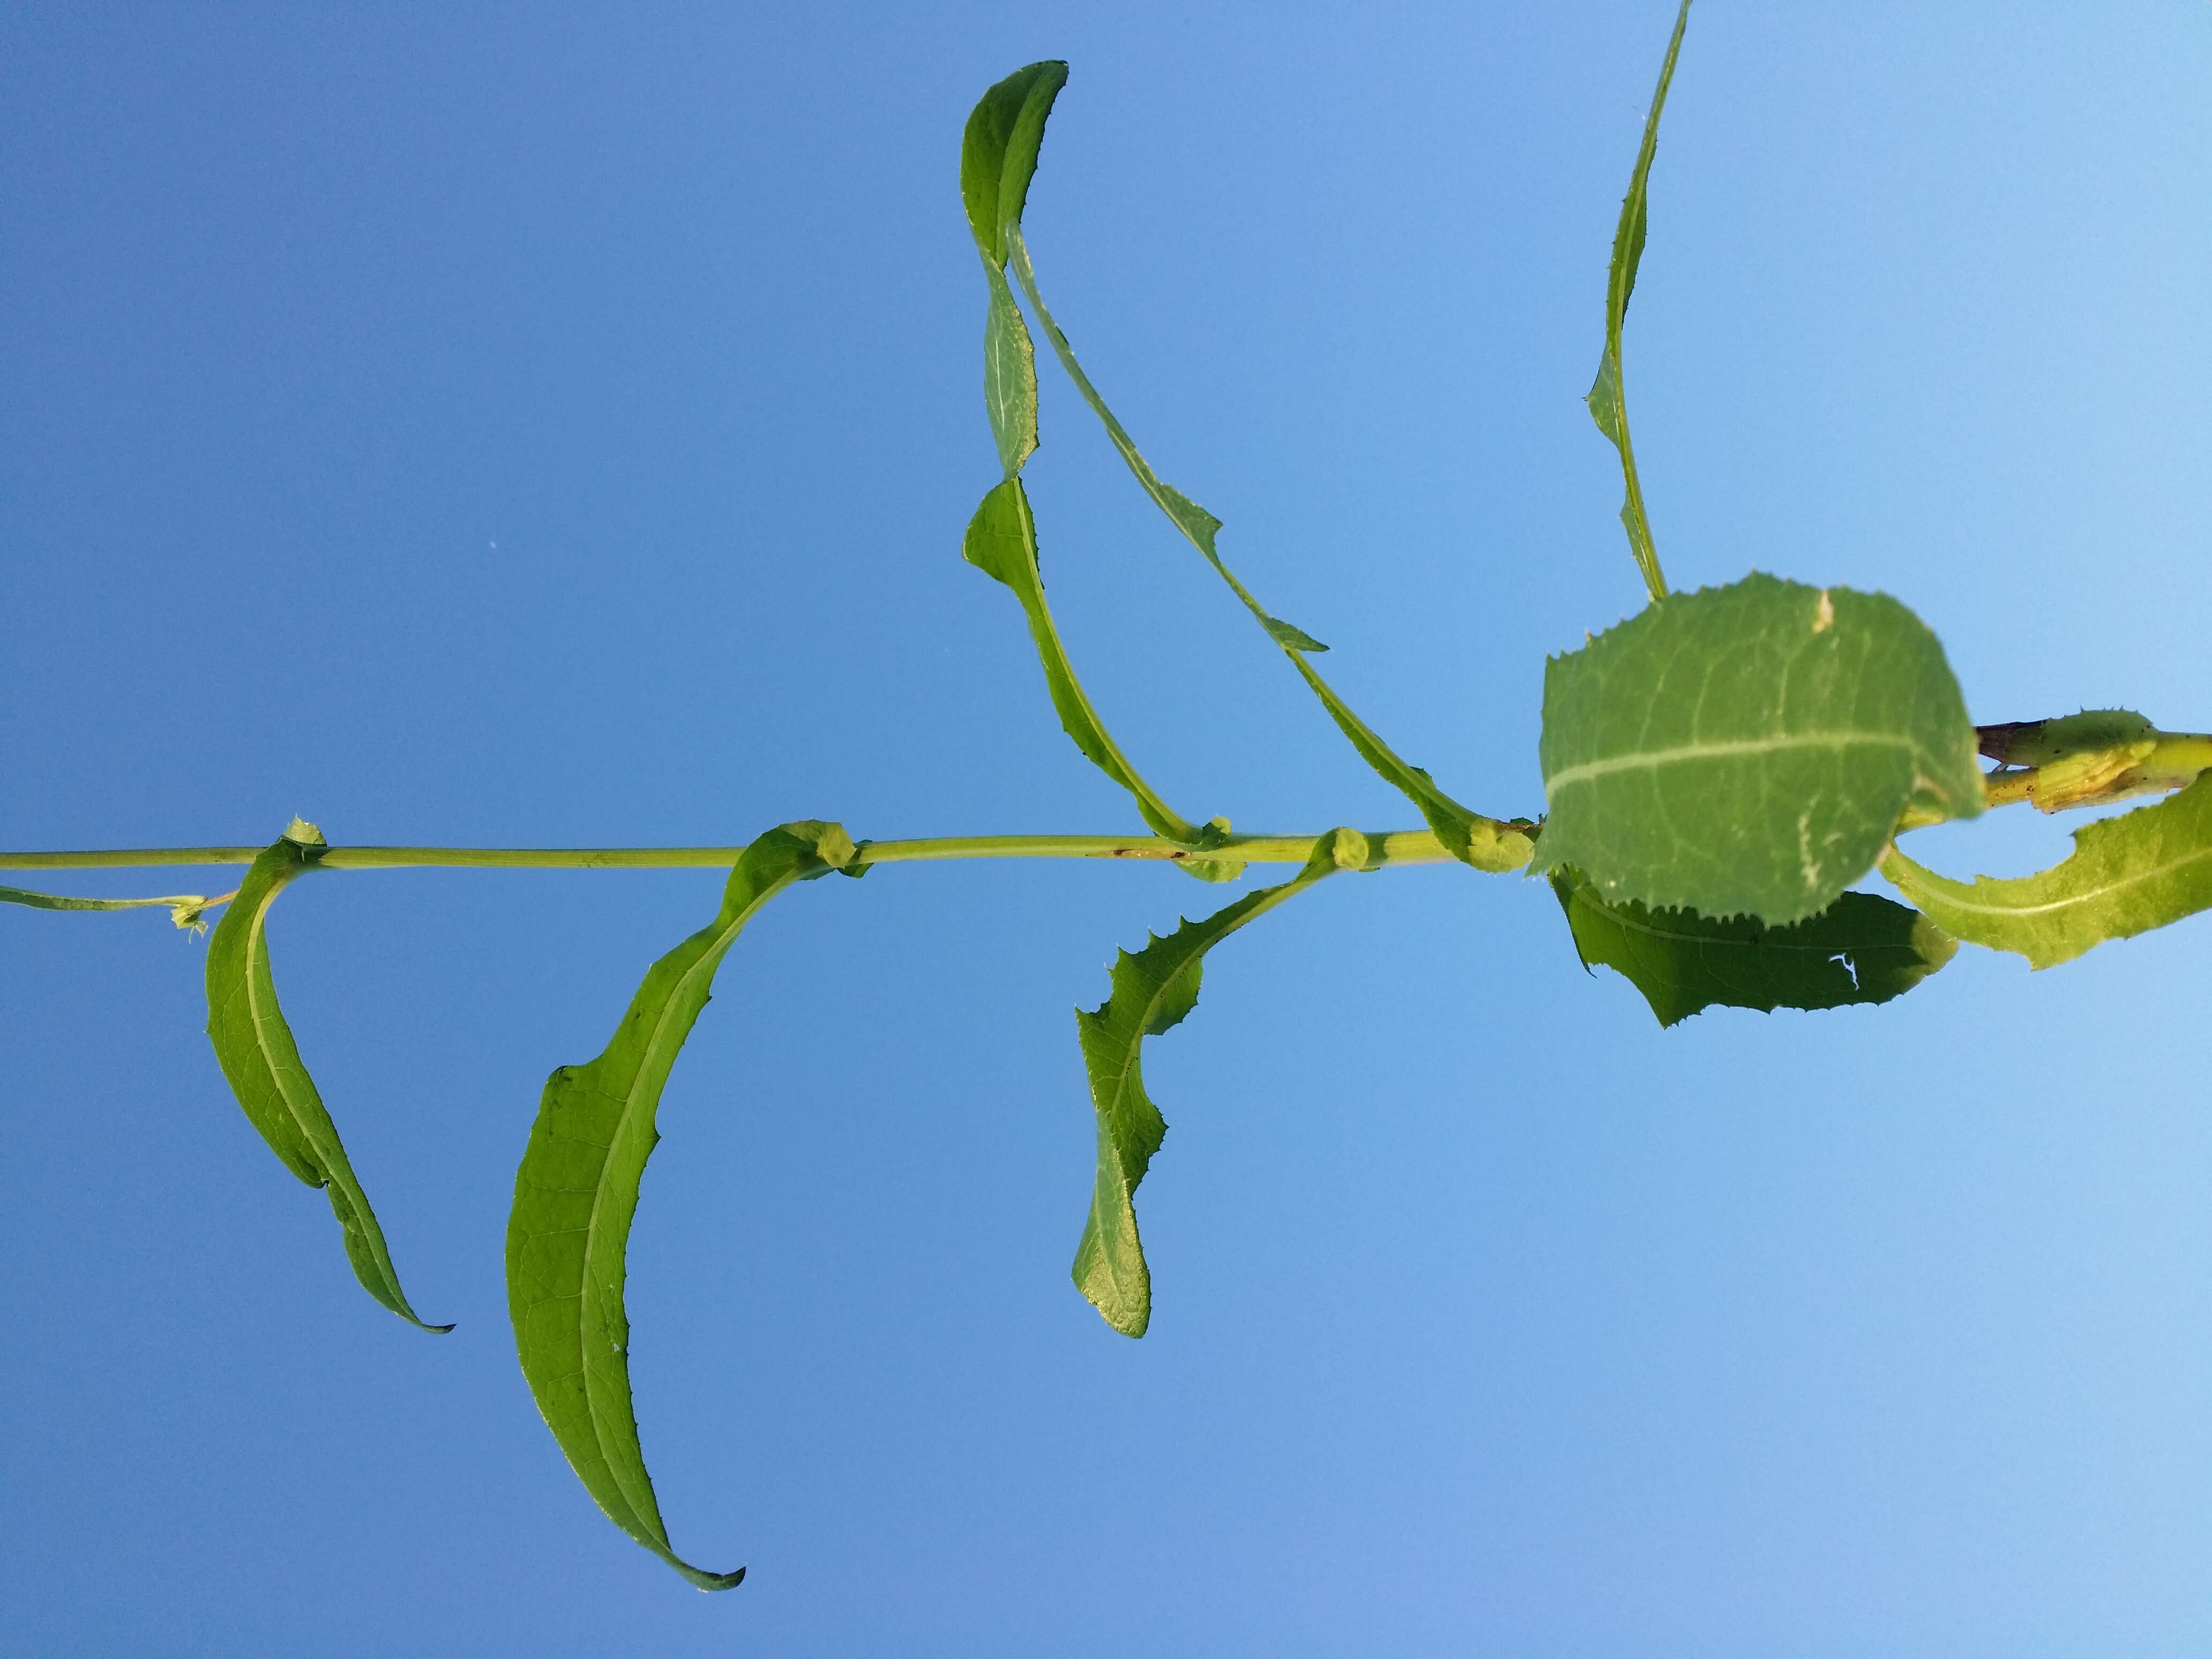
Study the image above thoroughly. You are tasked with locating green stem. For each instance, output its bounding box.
[0,829,1477,875]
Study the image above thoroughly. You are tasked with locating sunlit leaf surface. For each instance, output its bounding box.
[205,824,446,1331]
[506,819,853,1590]
[1881,773,2212,969]
[1536,574,1981,924]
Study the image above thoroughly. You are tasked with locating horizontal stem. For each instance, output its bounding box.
[0,829,1466,874]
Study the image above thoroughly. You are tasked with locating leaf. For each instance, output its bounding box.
[3,882,226,930]
[1880,772,2212,969]
[981,265,1038,480]
[1587,0,1692,604]
[506,819,854,1591]
[964,479,1206,843]
[1551,868,1956,1027]
[1975,711,2212,814]
[204,822,447,1332]
[1535,573,1982,924]
[963,61,1530,872]
[960,60,1067,270]
[1073,829,1358,1337]
[964,64,1061,479]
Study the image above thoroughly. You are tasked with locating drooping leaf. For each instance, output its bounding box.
[964,479,1208,845]
[1073,829,1360,1337]
[3,881,225,930]
[1535,574,1982,924]
[204,821,447,1332]
[1880,772,2212,969]
[1551,868,1956,1027]
[1586,0,1692,605]
[506,819,854,1591]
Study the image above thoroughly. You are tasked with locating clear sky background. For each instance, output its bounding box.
[4,3,2210,1653]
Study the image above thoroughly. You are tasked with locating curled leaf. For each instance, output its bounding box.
[1551,868,1956,1027]
[205,823,446,1331]
[506,819,854,1590]
[1881,773,2212,969]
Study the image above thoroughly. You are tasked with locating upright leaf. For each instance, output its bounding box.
[962,62,1064,481]
[1587,0,1692,604]
[1535,574,1982,924]
[960,68,1532,869]
[1880,772,2212,968]
[205,820,446,1331]
[964,480,1210,846]
[960,59,1067,270]
[1551,869,1956,1027]
[506,819,854,1591]
[1074,829,1361,1337]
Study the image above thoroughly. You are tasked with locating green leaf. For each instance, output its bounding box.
[982,265,1038,480]
[1551,868,1956,1027]
[1073,829,1357,1337]
[1535,573,1982,924]
[506,819,854,1591]
[1587,0,1691,604]
[964,479,1207,843]
[204,823,447,1332]
[960,60,1067,270]
[3,882,223,930]
[1880,772,2212,969]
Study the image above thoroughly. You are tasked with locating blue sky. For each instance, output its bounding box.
[4,3,2210,1653]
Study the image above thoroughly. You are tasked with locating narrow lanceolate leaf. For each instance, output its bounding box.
[1551,868,1956,1027]
[961,62,1062,480]
[962,69,1530,871]
[1880,773,2212,969]
[1536,574,1982,925]
[1074,829,1360,1337]
[205,821,446,1332]
[965,479,1208,845]
[3,882,223,930]
[1587,0,1692,605]
[507,820,854,1591]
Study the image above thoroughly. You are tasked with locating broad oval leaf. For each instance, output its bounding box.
[505,819,853,1591]
[1880,771,2212,969]
[205,823,447,1331]
[1551,868,1956,1027]
[1535,574,1982,924]
[1074,832,1353,1336]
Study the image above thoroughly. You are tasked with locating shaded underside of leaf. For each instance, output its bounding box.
[204,831,446,1331]
[506,819,852,1591]
[1586,0,1692,603]
[1074,832,1352,1337]
[1551,868,1956,1027]
[1880,772,2212,969]
[1536,574,1982,924]
[963,478,1205,843]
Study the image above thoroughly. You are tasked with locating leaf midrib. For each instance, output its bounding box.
[1544,729,1923,798]
[1910,842,2212,921]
